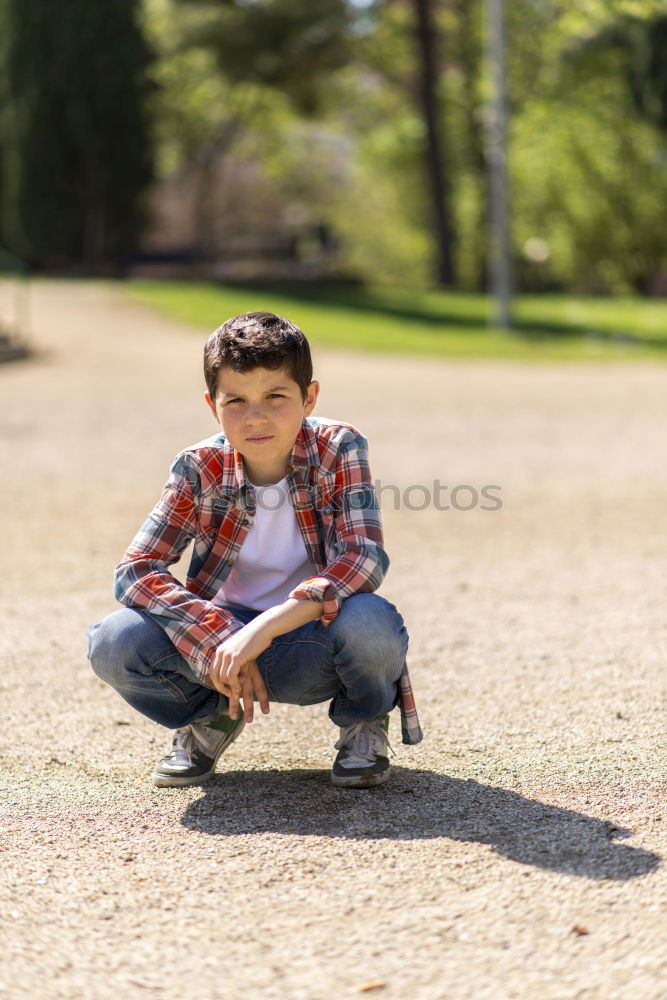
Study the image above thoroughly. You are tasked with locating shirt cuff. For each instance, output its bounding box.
[288,576,340,626]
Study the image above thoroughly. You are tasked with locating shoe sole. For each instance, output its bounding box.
[152,769,215,788]
[331,768,391,789]
[152,718,246,788]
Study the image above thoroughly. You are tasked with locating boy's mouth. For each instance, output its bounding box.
[246,434,273,444]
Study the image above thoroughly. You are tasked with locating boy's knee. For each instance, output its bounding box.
[333,593,408,672]
[87,608,154,681]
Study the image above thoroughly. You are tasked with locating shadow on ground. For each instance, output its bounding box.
[180,767,660,882]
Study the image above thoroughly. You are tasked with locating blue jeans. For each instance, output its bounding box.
[86,593,408,731]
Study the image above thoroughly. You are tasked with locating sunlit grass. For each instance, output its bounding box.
[125,279,667,362]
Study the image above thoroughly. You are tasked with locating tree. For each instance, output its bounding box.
[411,0,455,285]
[566,13,667,131]
[172,0,354,116]
[168,0,460,286]
[143,0,289,260]
[0,0,155,272]
[138,0,667,292]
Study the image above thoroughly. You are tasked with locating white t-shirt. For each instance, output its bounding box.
[214,476,313,612]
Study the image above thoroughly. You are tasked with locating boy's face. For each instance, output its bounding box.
[205,365,319,486]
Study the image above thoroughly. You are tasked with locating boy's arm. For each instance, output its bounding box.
[114,453,243,681]
[288,428,388,623]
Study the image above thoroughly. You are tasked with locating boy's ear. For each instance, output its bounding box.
[303,380,319,416]
[204,391,218,421]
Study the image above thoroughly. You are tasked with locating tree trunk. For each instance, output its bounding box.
[456,0,487,289]
[412,0,455,286]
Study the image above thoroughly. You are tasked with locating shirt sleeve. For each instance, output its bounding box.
[113,453,243,682]
[288,429,389,625]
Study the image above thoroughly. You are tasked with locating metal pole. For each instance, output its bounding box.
[486,0,512,329]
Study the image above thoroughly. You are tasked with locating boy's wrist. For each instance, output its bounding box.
[255,597,322,640]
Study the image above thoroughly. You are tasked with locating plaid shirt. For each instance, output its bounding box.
[114,416,422,745]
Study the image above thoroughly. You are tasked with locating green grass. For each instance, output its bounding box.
[125,279,667,362]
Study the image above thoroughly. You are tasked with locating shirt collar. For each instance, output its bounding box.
[287,419,320,470]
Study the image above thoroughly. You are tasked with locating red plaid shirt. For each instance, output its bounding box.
[114,417,422,744]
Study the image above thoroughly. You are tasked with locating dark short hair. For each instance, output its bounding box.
[204,311,313,400]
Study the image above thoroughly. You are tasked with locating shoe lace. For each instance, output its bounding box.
[171,726,194,758]
[334,720,394,761]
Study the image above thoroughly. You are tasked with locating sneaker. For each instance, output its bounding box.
[331,715,393,788]
[152,715,245,787]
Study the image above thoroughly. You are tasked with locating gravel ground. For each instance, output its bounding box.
[0,279,665,1000]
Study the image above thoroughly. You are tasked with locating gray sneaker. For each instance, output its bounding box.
[152,715,245,787]
[331,715,392,788]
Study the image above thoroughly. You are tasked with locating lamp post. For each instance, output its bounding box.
[486,0,513,329]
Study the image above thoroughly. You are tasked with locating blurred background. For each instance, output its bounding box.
[1,0,666,360]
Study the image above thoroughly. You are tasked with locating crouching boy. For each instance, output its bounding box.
[87,312,422,788]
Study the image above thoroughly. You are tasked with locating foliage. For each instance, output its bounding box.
[0,0,155,271]
[113,0,667,293]
[3,0,667,292]
[511,7,667,293]
[170,0,355,116]
[565,13,667,130]
[142,0,299,256]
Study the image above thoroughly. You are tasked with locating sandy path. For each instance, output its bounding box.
[0,279,665,1000]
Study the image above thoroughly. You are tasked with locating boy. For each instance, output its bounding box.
[87,311,422,789]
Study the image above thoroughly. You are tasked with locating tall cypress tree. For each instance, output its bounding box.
[0,0,155,272]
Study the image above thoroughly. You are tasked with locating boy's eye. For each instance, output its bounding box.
[227,392,285,405]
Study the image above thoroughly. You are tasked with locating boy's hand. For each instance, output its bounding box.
[210,621,274,694]
[206,658,269,723]
[209,621,273,722]
[229,660,269,723]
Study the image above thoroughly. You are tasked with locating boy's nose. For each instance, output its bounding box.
[244,405,269,425]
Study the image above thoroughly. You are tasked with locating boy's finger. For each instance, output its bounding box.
[221,662,242,694]
[227,656,242,678]
[251,667,270,715]
[228,689,241,721]
[206,673,227,696]
[241,676,254,723]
